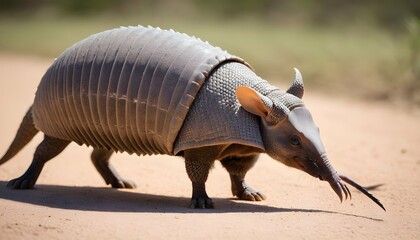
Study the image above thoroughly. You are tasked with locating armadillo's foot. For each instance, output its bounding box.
[110,178,136,189]
[230,175,266,201]
[7,176,37,189]
[190,182,214,209]
[234,184,266,201]
[7,135,70,190]
[7,163,43,189]
[221,155,264,201]
[91,148,136,189]
[190,196,214,209]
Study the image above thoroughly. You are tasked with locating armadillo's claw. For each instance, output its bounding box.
[190,197,214,209]
[230,178,266,202]
[7,177,36,189]
[237,188,266,201]
[110,179,136,189]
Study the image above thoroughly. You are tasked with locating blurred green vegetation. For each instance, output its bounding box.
[0,0,419,105]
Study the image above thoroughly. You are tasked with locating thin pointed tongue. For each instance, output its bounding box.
[339,174,386,211]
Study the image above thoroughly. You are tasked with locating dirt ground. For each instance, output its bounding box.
[0,53,419,240]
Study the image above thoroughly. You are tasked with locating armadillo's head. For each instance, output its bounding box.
[236,69,350,202]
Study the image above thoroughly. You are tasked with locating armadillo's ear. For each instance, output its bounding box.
[286,68,304,99]
[236,86,273,119]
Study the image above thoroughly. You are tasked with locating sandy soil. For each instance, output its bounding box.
[0,53,419,240]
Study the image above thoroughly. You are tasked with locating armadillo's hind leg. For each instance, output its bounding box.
[221,154,266,201]
[7,135,70,189]
[90,148,136,189]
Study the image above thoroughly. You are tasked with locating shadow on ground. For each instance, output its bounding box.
[0,181,382,221]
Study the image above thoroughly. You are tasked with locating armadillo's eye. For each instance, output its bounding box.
[290,135,301,146]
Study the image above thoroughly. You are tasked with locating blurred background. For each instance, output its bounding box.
[0,0,419,105]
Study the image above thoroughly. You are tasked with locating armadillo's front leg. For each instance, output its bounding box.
[221,155,266,201]
[184,155,214,209]
[91,148,136,189]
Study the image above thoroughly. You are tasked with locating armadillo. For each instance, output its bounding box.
[0,25,385,210]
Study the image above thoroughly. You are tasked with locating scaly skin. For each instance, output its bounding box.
[184,155,215,209]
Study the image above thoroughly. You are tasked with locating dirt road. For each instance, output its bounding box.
[0,53,419,239]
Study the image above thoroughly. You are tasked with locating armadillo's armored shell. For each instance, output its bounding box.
[32,26,248,155]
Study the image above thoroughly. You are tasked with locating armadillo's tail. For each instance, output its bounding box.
[0,106,39,165]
